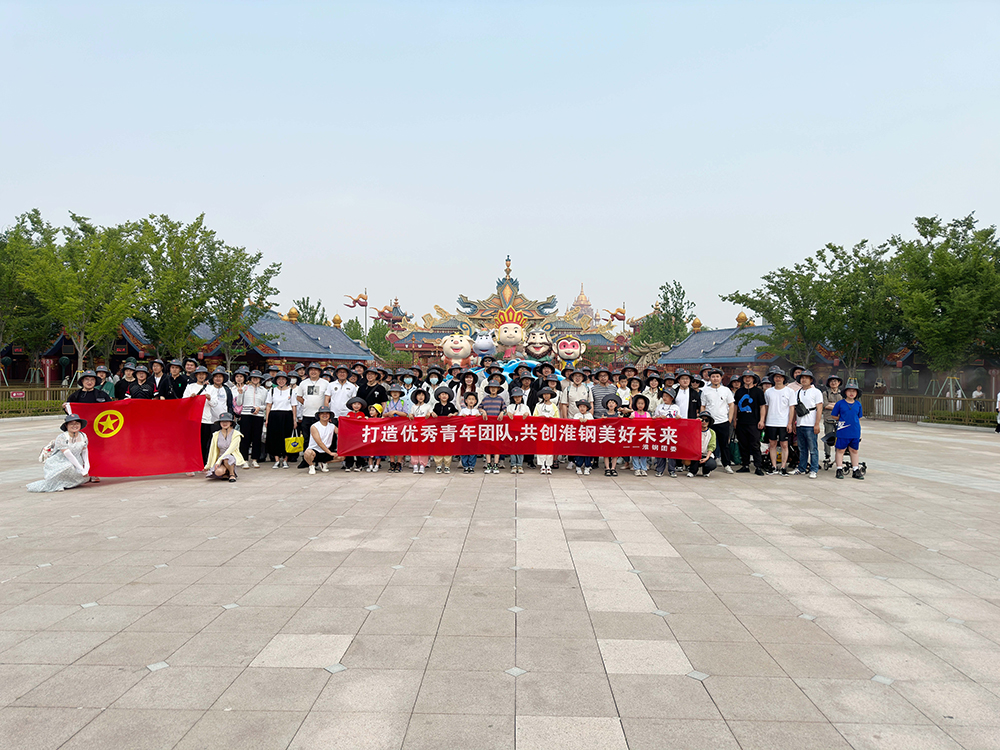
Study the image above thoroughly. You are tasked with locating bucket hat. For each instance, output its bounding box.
[346,396,368,411]
[61,413,88,431]
[698,410,715,426]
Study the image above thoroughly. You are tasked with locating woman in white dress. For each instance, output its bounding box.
[27,414,92,493]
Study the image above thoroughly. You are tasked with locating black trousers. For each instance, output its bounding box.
[710,422,732,466]
[241,415,264,461]
[200,423,216,464]
[735,423,762,468]
[689,456,718,475]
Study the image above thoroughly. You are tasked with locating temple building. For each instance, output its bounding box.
[387,258,628,364]
[0,307,371,384]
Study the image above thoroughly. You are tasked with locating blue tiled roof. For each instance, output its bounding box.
[658,326,778,365]
[244,312,370,360]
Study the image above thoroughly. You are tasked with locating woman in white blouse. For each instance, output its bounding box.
[236,370,268,468]
[265,371,297,469]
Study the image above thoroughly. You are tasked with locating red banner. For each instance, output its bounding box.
[73,398,206,477]
[337,415,702,459]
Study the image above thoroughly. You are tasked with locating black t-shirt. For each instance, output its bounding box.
[433,402,458,417]
[126,381,156,399]
[358,382,387,406]
[68,389,112,404]
[734,386,765,424]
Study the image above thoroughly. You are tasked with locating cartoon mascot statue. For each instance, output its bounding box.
[524,325,554,362]
[439,322,476,369]
[554,334,587,370]
[494,306,527,360]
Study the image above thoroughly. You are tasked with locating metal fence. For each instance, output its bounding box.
[861,393,998,427]
[0,387,72,417]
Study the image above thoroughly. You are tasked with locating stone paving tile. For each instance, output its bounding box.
[4,418,1000,746]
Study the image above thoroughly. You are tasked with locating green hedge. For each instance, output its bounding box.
[926,409,998,427]
[0,400,66,418]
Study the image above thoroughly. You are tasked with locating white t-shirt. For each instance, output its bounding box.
[307,421,337,452]
[266,387,295,411]
[506,402,530,417]
[182,381,214,424]
[764,387,793,427]
[205,384,230,422]
[296,378,329,418]
[654,403,681,419]
[701,385,734,424]
[327,380,358,417]
[458,407,480,416]
[795,385,824,427]
[573,412,593,422]
[674,387,691,418]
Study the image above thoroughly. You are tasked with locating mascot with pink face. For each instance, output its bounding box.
[554,334,587,370]
[494,307,527,360]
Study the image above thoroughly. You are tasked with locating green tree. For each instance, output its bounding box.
[205,245,281,371]
[0,223,33,359]
[129,214,220,358]
[343,317,365,342]
[816,241,907,379]
[632,280,694,348]
[721,258,829,367]
[292,296,327,325]
[890,214,1000,378]
[17,212,143,372]
[365,319,408,364]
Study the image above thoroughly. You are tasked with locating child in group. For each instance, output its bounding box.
[687,411,718,477]
[430,386,458,474]
[822,374,844,468]
[458,392,487,473]
[340,397,368,472]
[629,394,652,476]
[652,388,681,477]
[532,386,559,474]
[366,403,384,472]
[600,394,621,477]
[503,387,531,474]
[480,381,506,474]
[383,383,410,473]
[408,388,433,474]
[572,400,594,475]
[831,378,864,479]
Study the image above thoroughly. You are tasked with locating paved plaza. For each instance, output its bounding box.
[0,416,999,749]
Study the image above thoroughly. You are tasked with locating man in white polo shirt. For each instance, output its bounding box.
[700,368,736,473]
[327,364,358,418]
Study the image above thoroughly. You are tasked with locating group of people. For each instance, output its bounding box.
[33,356,867,492]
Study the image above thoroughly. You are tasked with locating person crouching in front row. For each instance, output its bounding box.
[206,413,244,483]
[304,407,338,475]
[686,411,718,477]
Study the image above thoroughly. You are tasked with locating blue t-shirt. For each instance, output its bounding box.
[831,399,863,439]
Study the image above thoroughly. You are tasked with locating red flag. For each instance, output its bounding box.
[73,398,206,477]
[337,415,702,460]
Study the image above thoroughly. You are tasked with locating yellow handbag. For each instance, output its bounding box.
[284,430,304,454]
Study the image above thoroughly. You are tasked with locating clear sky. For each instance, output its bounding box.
[2,1,998,331]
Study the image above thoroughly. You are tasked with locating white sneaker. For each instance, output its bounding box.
[272,461,281,470]
[251,460,259,468]
[576,466,583,475]
[724,466,734,474]
[687,471,695,478]
[791,468,802,475]
[240,462,250,469]
[320,464,329,473]
[281,460,289,469]
[419,466,425,474]
[634,469,641,476]
[308,465,316,475]
[584,467,590,475]
[808,471,817,478]
[374,464,380,472]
